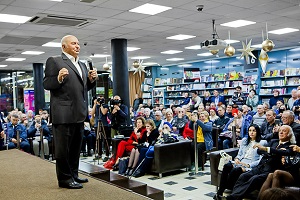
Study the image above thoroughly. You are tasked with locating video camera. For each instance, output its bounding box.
[110,99,122,106]
[97,97,105,105]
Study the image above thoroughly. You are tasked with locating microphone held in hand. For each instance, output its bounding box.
[87,59,93,71]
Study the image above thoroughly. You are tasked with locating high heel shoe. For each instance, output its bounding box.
[124,168,131,176]
[128,168,135,176]
[112,163,119,171]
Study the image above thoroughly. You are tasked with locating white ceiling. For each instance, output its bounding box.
[0,0,300,71]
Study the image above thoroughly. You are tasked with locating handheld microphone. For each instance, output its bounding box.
[87,59,93,71]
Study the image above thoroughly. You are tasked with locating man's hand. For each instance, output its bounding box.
[0,131,4,139]
[290,145,300,152]
[58,68,69,82]
[88,69,97,82]
[11,138,17,144]
[35,123,41,129]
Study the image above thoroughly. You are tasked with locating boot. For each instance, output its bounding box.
[124,167,131,176]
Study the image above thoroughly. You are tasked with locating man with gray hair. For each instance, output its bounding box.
[153,110,163,130]
[287,89,298,110]
[251,105,266,128]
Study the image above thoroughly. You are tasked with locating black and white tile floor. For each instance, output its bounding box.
[80,155,216,200]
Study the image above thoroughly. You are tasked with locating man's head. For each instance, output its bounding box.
[192,91,198,98]
[154,111,162,120]
[184,92,189,98]
[144,108,151,117]
[35,115,42,124]
[11,114,19,125]
[61,35,80,58]
[273,89,280,97]
[265,110,276,123]
[27,110,33,118]
[276,100,284,108]
[199,111,209,122]
[291,89,297,98]
[217,106,225,117]
[226,104,233,113]
[278,125,295,143]
[242,105,248,114]
[281,110,295,125]
[257,105,264,115]
[213,90,219,97]
[235,86,242,93]
[20,114,27,123]
[263,102,270,112]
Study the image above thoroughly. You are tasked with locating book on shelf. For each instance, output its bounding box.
[153,97,164,104]
[287,77,300,85]
[161,79,168,85]
[261,80,285,87]
[259,88,286,95]
[263,69,285,77]
[228,71,244,80]
[180,84,191,90]
[142,93,151,98]
[213,73,226,81]
[243,75,258,84]
[193,83,205,89]
[285,67,300,76]
[154,78,161,86]
[142,84,152,91]
[153,89,164,97]
[167,86,175,91]
[144,78,152,85]
[171,78,184,84]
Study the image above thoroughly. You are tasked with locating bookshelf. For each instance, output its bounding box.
[142,78,153,104]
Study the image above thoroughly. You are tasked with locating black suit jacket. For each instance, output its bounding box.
[43,53,96,124]
[256,139,293,173]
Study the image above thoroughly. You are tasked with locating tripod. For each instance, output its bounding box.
[94,107,110,165]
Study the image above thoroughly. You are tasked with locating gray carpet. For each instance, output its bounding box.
[0,149,148,200]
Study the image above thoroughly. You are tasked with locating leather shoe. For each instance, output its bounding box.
[133,169,144,178]
[74,177,88,183]
[59,181,83,189]
[213,194,223,200]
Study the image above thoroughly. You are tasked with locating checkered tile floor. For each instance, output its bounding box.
[80,155,217,200]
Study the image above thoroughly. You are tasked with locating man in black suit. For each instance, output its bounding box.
[43,35,97,189]
[223,125,296,200]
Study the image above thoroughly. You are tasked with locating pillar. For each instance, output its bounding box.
[111,39,130,119]
[33,63,45,114]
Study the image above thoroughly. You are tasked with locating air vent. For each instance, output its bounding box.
[29,13,95,27]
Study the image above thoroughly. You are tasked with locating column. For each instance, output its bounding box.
[33,63,45,114]
[111,39,130,117]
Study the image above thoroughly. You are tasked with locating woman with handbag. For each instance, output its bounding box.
[112,117,146,170]
[125,119,159,176]
[214,124,267,200]
[258,145,300,200]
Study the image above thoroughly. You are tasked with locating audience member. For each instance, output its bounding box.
[211,90,226,108]
[213,106,230,130]
[203,91,212,107]
[251,105,266,128]
[269,89,284,109]
[225,104,233,118]
[287,89,298,110]
[173,107,188,135]
[153,110,163,130]
[232,86,246,106]
[209,108,219,122]
[214,124,267,200]
[132,94,143,112]
[111,95,129,137]
[246,89,259,111]
[180,92,191,106]
[260,110,279,141]
[190,91,202,111]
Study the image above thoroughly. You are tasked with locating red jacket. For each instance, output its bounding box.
[127,127,146,144]
[182,122,194,139]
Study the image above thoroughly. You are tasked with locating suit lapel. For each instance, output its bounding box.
[79,61,87,84]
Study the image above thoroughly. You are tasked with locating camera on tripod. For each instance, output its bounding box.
[110,99,122,106]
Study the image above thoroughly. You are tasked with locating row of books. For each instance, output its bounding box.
[259,88,286,95]
[166,99,181,105]
[261,80,285,87]
[262,70,285,77]
[200,71,245,82]
[154,78,184,86]
[243,75,258,84]
[285,68,300,76]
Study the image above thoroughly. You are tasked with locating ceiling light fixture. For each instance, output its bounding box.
[268,28,299,35]
[185,45,201,50]
[22,51,45,55]
[0,65,8,67]
[0,13,31,24]
[131,56,150,59]
[127,47,141,51]
[129,3,172,15]
[224,39,240,44]
[161,50,183,54]
[166,58,184,61]
[167,34,196,41]
[42,42,61,47]
[221,20,256,28]
[90,54,110,58]
[6,58,26,61]
[197,53,213,57]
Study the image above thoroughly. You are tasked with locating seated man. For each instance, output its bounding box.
[260,109,278,141]
[251,105,266,128]
[2,113,30,153]
[28,115,51,159]
[81,122,96,157]
[224,125,296,200]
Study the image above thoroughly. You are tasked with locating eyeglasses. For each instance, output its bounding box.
[163,127,169,129]
[155,115,160,116]
[178,111,183,113]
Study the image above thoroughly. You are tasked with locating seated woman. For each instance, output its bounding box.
[214,124,267,200]
[125,119,159,176]
[27,115,51,159]
[188,110,213,170]
[133,122,177,177]
[113,117,146,170]
[258,145,300,200]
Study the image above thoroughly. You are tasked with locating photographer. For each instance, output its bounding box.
[91,96,111,162]
[110,95,130,137]
[28,115,51,159]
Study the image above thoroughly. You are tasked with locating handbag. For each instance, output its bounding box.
[284,153,300,167]
[219,130,232,139]
[218,150,232,171]
[118,157,129,175]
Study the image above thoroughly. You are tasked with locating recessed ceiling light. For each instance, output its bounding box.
[224,39,240,44]
[131,56,150,59]
[0,65,7,67]
[269,28,299,35]
[178,64,192,67]
[167,34,196,41]
[127,47,141,52]
[129,3,172,15]
[161,50,183,54]
[204,60,220,63]
[166,58,184,61]
[221,20,256,28]
[143,62,158,66]
[90,54,110,58]
[22,51,45,55]
[0,14,31,24]
[289,47,300,52]
[49,0,63,2]
[197,53,213,57]
[185,45,201,50]
[42,42,61,47]
[6,58,26,61]
[251,44,262,48]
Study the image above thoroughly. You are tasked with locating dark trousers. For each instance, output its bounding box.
[191,142,206,167]
[81,131,96,152]
[226,168,268,200]
[53,123,84,182]
[137,147,154,173]
[218,162,243,195]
